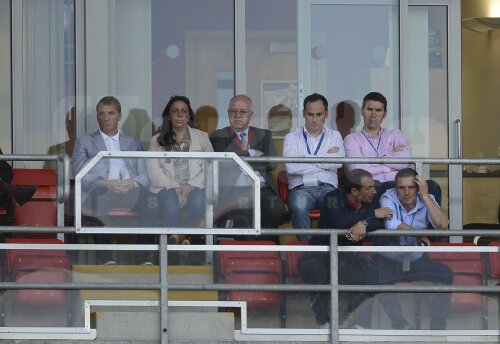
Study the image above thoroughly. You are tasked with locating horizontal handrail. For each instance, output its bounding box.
[243,156,500,165]
[0,282,498,293]
[0,226,499,237]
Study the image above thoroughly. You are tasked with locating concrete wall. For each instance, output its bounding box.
[461,0,500,159]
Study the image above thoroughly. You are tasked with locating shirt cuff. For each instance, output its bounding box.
[248,149,255,157]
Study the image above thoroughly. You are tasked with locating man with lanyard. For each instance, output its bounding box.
[343,91,442,204]
[377,167,452,330]
[344,91,411,183]
[283,93,344,239]
[210,95,285,238]
[299,169,393,329]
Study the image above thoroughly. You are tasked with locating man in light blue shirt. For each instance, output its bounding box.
[378,167,452,330]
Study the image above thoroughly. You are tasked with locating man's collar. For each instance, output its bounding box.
[303,126,325,138]
[361,127,383,138]
[99,129,119,141]
[231,127,249,136]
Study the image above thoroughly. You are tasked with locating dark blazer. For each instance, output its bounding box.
[210,126,279,195]
[71,130,149,191]
[314,187,384,246]
[0,149,13,183]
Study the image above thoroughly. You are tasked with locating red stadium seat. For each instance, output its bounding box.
[11,255,71,274]
[5,237,71,321]
[5,237,65,273]
[14,270,68,307]
[218,240,278,276]
[218,240,283,312]
[488,241,500,281]
[226,271,282,310]
[11,168,58,238]
[285,240,308,279]
[428,242,486,328]
[277,170,320,221]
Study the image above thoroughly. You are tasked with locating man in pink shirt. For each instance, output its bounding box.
[344,92,411,183]
[344,92,441,204]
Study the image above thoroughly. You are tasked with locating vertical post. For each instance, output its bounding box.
[329,233,339,343]
[160,234,169,344]
[205,160,214,264]
[415,162,424,176]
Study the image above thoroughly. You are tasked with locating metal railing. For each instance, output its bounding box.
[0,154,498,343]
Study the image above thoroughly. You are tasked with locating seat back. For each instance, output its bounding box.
[5,238,66,273]
[427,242,482,261]
[226,272,281,310]
[6,236,71,311]
[277,170,289,204]
[285,240,308,277]
[15,270,68,307]
[218,240,278,275]
[218,240,282,311]
[14,201,57,227]
[11,255,71,274]
[488,241,500,278]
[276,170,321,220]
[428,242,484,311]
[11,168,58,237]
[12,168,57,200]
[224,257,282,275]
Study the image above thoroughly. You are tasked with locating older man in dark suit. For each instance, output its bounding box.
[210,95,285,237]
[72,96,153,265]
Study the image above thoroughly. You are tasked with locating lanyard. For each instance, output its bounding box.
[398,206,416,246]
[303,129,325,155]
[230,130,252,150]
[361,129,383,156]
[398,207,416,228]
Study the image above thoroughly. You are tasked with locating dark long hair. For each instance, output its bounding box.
[157,95,195,149]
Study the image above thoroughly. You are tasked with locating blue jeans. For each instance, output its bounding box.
[288,185,334,240]
[157,188,205,227]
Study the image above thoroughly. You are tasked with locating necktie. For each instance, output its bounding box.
[240,132,248,150]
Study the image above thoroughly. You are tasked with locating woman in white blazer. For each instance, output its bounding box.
[147,96,213,228]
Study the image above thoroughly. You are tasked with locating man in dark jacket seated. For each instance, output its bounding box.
[299,168,394,329]
[0,148,36,210]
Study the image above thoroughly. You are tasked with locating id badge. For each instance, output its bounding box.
[402,256,411,272]
[303,175,317,187]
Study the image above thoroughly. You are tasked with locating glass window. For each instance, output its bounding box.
[245,0,298,138]
[0,0,11,152]
[407,5,449,213]
[151,0,234,136]
[15,0,75,167]
[304,3,400,134]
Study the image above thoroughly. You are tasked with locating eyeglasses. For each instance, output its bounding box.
[170,108,189,116]
[228,109,253,117]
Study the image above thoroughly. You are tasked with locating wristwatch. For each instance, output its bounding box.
[133,181,139,187]
[362,219,368,226]
[345,231,353,241]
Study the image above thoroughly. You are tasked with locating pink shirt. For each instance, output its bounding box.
[344,128,411,182]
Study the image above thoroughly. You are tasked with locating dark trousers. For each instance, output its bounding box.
[298,251,378,326]
[378,254,453,329]
[216,186,285,242]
